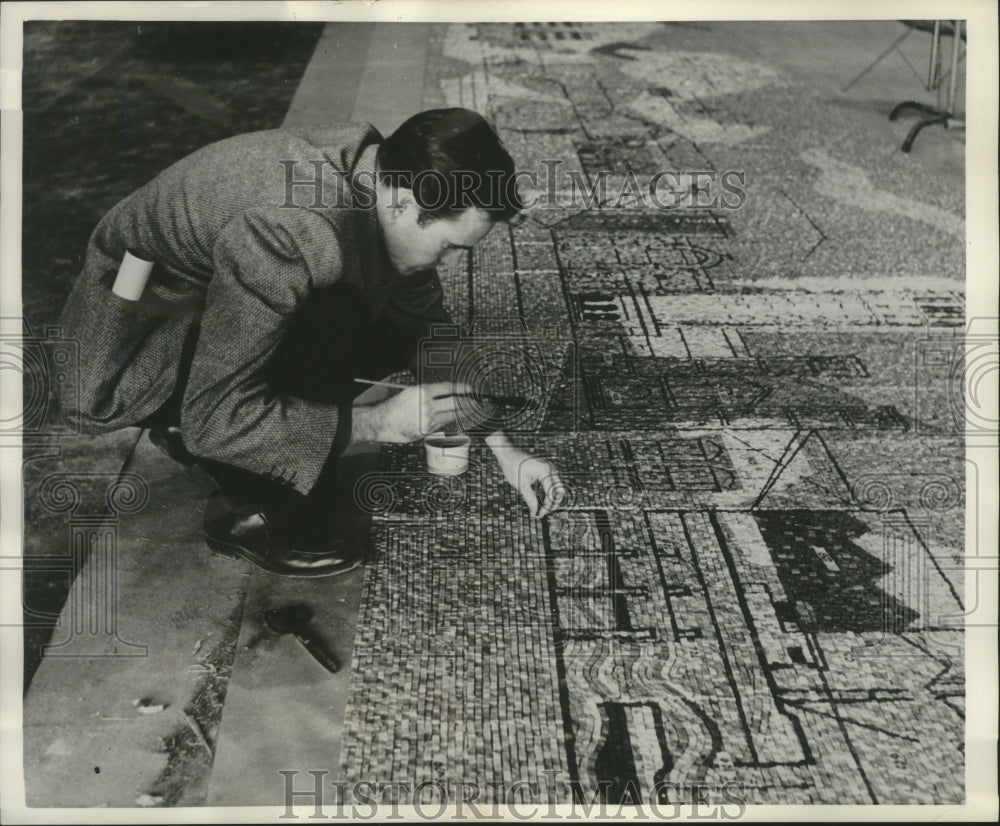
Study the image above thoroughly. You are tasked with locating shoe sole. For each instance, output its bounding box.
[204,533,364,578]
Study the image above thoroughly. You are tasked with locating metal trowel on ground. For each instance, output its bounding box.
[264,603,339,674]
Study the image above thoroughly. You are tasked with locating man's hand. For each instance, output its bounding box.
[351,382,474,444]
[486,433,564,519]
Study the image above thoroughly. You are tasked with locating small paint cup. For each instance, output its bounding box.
[424,432,471,476]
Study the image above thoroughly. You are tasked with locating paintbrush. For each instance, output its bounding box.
[444,391,540,409]
[353,379,539,409]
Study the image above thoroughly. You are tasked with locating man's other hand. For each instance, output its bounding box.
[486,434,564,519]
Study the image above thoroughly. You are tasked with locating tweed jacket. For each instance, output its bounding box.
[58,125,451,494]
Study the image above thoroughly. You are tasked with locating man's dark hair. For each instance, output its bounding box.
[376,108,524,223]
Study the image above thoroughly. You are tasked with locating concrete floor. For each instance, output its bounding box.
[18,17,982,815]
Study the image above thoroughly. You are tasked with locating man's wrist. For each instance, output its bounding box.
[485,430,509,450]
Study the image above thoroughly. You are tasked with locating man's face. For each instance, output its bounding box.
[377,186,496,276]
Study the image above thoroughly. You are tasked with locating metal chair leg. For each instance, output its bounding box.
[901,115,950,153]
[890,101,946,121]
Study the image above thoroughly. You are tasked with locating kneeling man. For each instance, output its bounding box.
[58,108,562,577]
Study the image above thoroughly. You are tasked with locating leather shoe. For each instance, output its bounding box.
[202,490,364,578]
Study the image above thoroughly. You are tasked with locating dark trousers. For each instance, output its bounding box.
[143,283,416,529]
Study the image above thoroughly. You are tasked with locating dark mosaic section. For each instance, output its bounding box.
[755,510,921,633]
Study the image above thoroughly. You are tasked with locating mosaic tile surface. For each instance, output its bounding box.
[340,22,966,805]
